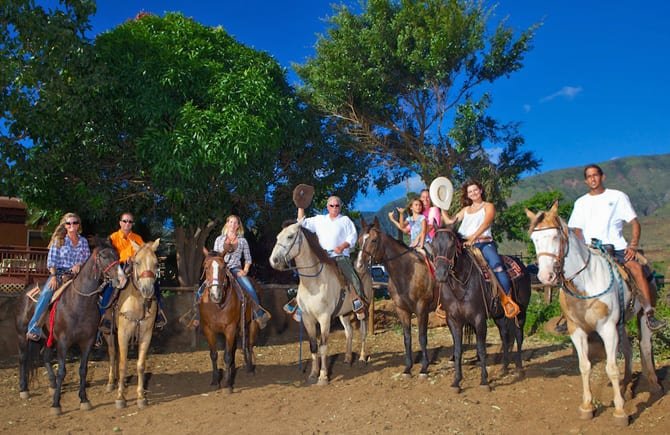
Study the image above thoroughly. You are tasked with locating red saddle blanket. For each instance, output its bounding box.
[480,256,524,282]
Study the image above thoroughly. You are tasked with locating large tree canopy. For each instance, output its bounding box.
[296,0,541,207]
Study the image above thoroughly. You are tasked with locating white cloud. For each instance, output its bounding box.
[540,86,583,103]
[523,104,532,113]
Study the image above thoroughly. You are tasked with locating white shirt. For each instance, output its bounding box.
[568,188,637,250]
[458,207,492,239]
[300,214,357,257]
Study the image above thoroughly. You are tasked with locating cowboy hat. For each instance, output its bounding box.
[292,184,315,209]
[429,177,454,210]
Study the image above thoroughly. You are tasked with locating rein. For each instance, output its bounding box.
[275,228,326,278]
[70,249,119,297]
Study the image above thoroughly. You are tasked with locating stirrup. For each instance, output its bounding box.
[283,299,298,315]
[503,299,520,319]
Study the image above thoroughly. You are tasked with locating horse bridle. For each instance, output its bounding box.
[71,247,120,297]
[530,223,591,284]
[432,228,476,285]
[359,227,414,267]
[274,226,325,277]
[127,247,157,291]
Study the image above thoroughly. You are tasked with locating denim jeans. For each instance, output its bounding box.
[230,267,263,318]
[475,241,511,295]
[27,280,54,336]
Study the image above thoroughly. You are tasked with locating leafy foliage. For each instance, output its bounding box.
[296,0,541,207]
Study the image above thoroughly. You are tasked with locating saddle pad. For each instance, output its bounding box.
[480,256,523,282]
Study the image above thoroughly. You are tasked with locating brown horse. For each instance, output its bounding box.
[104,239,160,409]
[356,217,437,378]
[14,241,126,415]
[199,248,258,393]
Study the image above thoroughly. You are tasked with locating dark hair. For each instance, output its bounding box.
[583,164,603,178]
[460,180,485,207]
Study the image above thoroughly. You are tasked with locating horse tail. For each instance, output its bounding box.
[25,339,43,387]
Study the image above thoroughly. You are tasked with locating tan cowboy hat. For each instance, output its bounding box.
[429,177,454,210]
[292,184,315,209]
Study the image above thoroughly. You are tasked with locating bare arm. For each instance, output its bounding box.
[441,208,464,225]
[297,207,305,221]
[625,218,641,262]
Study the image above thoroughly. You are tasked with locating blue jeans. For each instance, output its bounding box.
[230,267,263,318]
[27,280,54,336]
[475,242,511,295]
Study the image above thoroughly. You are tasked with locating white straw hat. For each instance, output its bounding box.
[429,177,454,210]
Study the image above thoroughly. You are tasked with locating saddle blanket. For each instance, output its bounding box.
[480,255,524,282]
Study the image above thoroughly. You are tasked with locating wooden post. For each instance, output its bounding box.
[543,285,552,303]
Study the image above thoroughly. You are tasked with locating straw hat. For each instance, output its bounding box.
[292,184,315,209]
[429,177,454,210]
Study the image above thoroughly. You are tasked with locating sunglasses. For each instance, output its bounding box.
[328,204,340,208]
[65,221,80,226]
[121,219,134,224]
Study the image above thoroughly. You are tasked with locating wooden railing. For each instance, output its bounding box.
[0,246,49,292]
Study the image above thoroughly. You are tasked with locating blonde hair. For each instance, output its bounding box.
[221,215,245,238]
[49,212,83,248]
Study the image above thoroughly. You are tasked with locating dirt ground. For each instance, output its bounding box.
[1,300,669,435]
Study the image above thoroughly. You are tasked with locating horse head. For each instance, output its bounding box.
[526,201,567,285]
[432,225,460,282]
[128,239,160,299]
[95,240,127,290]
[202,248,230,304]
[355,217,385,270]
[269,222,302,271]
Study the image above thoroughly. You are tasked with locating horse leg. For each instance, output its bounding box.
[397,310,413,377]
[417,307,430,378]
[496,318,511,376]
[135,322,153,408]
[115,322,132,408]
[357,313,369,366]
[476,317,490,391]
[18,338,30,399]
[339,315,354,365]
[512,318,525,377]
[316,316,331,386]
[105,331,118,393]
[202,327,220,387]
[638,312,662,394]
[43,344,57,394]
[600,322,628,426]
[51,343,68,416]
[222,325,237,394]
[619,327,634,401]
[78,341,94,411]
[243,320,256,373]
[303,318,320,384]
[447,318,463,393]
[570,327,595,420]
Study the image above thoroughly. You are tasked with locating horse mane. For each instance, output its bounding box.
[300,226,337,266]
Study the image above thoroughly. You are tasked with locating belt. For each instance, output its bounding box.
[474,237,493,243]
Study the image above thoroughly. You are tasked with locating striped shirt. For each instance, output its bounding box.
[47,235,90,270]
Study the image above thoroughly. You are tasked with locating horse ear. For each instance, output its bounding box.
[550,200,559,214]
[202,246,209,256]
[360,217,368,231]
[373,216,380,228]
[150,238,160,252]
[130,239,141,252]
[525,208,536,221]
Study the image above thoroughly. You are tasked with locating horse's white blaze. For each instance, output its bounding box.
[355,233,369,270]
[531,229,561,284]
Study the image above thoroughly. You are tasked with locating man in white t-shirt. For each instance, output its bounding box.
[297,195,366,317]
[568,164,665,331]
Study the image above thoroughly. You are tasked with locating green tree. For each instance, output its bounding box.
[498,191,572,254]
[296,0,541,207]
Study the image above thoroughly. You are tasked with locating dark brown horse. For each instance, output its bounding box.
[356,217,437,378]
[199,248,258,393]
[432,227,531,393]
[14,241,126,415]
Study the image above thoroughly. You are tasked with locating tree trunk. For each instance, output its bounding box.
[174,220,217,287]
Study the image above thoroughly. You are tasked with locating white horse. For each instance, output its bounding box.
[526,202,661,426]
[269,222,372,385]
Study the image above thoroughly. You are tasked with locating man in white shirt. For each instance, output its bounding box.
[298,195,366,317]
[568,164,665,331]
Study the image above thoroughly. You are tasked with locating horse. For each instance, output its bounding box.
[355,217,437,378]
[526,202,661,426]
[431,226,531,392]
[199,248,258,393]
[103,239,160,409]
[14,241,126,415]
[269,222,372,385]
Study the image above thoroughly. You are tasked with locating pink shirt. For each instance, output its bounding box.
[422,206,441,241]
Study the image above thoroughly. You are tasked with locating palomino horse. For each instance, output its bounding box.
[526,202,661,426]
[199,248,258,393]
[432,227,531,392]
[356,217,437,378]
[104,239,160,409]
[15,241,126,415]
[269,222,372,385]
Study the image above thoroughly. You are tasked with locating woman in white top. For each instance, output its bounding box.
[440,180,511,296]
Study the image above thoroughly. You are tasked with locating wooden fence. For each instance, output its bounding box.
[0,245,49,295]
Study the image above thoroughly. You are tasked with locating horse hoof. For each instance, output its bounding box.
[316,378,329,387]
[418,373,428,380]
[514,369,525,380]
[226,387,233,395]
[480,384,491,392]
[105,384,115,393]
[80,401,92,411]
[578,406,594,420]
[450,386,461,394]
[50,406,62,416]
[19,391,29,400]
[115,399,127,409]
[307,375,318,385]
[402,373,412,379]
[613,412,629,427]
[137,398,148,409]
[357,359,368,368]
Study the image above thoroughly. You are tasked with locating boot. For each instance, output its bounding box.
[155,308,168,330]
[499,290,520,319]
[352,297,366,320]
[255,309,271,330]
[645,308,666,332]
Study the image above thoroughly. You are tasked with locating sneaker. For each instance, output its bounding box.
[646,312,667,332]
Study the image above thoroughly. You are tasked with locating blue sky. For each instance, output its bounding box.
[86,1,669,210]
